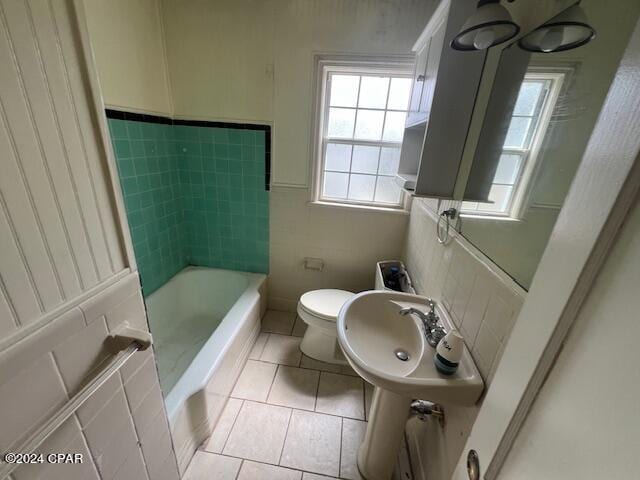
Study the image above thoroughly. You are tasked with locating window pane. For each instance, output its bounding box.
[323,172,349,198]
[514,81,544,116]
[325,143,352,172]
[354,110,384,140]
[493,154,523,185]
[348,174,376,201]
[351,145,380,174]
[504,117,532,149]
[358,76,389,109]
[382,111,407,142]
[461,201,479,211]
[387,78,412,110]
[379,147,401,175]
[481,184,513,212]
[330,75,360,107]
[328,108,356,138]
[374,176,402,204]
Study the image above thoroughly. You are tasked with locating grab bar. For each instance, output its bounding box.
[1,323,152,479]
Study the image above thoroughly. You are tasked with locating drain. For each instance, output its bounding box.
[394,349,410,361]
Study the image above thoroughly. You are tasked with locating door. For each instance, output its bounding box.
[451,16,640,480]
[0,1,178,479]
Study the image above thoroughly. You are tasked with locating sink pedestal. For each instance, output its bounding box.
[357,386,411,480]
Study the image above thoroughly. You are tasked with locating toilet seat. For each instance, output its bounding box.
[298,289,355,326]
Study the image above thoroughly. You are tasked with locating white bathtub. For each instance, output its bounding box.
[145,267,267,475]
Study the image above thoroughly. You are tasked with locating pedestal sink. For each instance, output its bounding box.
[337,291,484,480]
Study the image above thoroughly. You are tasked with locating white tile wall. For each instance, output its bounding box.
[0,272,179,480]
[269,186,409,311]
[403,199,526,480]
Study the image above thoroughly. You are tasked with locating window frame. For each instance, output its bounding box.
[311,56,414,212]
[461,70,565,220]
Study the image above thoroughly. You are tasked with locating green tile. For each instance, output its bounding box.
[110,119,270,294]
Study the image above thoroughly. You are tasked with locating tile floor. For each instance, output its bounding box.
[183,310,377,480]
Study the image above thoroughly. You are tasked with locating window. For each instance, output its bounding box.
[313,61,413,209]
[462,71,564,218]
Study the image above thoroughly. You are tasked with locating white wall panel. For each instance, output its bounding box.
[0,2,177,479]
[0,0,127,333]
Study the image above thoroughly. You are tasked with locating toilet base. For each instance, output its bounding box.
[300,325,348,365]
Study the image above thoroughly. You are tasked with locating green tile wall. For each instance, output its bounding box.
[108,117,269,297]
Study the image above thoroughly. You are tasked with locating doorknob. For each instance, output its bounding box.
[467,450,480,480]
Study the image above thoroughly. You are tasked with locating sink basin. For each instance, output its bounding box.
[337,290,484,405]
[336,290,484,480]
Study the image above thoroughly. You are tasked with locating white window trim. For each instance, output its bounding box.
[310,55,414,213]
[461,70,566,220]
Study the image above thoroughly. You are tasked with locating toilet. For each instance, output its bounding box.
[297,289,355,364]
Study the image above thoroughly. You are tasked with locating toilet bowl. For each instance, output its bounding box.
[297,289,355,364]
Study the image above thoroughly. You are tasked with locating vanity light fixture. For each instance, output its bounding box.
[518,3,596,53]
[451,0,520,51]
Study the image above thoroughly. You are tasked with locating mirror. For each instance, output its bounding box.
[458,0,640,290]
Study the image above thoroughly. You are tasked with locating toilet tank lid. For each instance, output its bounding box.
[299,289,355,321]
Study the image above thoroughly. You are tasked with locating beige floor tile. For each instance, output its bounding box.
[291,316,307,337]
[340,363,359,377]
[231,360,277,402]
[183,452,241,480]
[341,418,367,480]
[364,383,374,421]
[237,460,302,480]
[267,366,320,411]
[249,333,269,360]
[280,410,342,476]
[302,474,339,480]
[315,372,365,420]
[299,354,343,374]
[260,334,302,366]
[223,401,291,464]
[204,398,243,453]
[262,310,296,335]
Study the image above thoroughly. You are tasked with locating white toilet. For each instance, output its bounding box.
[297,289,355,364]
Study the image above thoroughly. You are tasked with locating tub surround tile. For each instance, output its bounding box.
[262,310,296,335]
[223,401,291,464]
[205,398,243,453]
[108,115,270,296]
[280,410,342,476]
[260,334,302,366]
[183,452,241,480]
[250,332,269,359]
[315,372,365,420]
[231,359,277,402]
[267,365,320,411]
[237,460,302,480]
[341,418,367,480]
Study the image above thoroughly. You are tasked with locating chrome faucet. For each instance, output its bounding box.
[399,299,446,348]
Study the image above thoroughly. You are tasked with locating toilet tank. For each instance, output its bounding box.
[375,261,416,293]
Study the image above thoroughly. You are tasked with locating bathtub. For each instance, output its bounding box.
[145,267,267,474]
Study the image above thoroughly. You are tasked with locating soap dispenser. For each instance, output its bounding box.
[434,329,464,376]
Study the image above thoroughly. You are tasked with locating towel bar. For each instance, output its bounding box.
[0,340,142,479]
